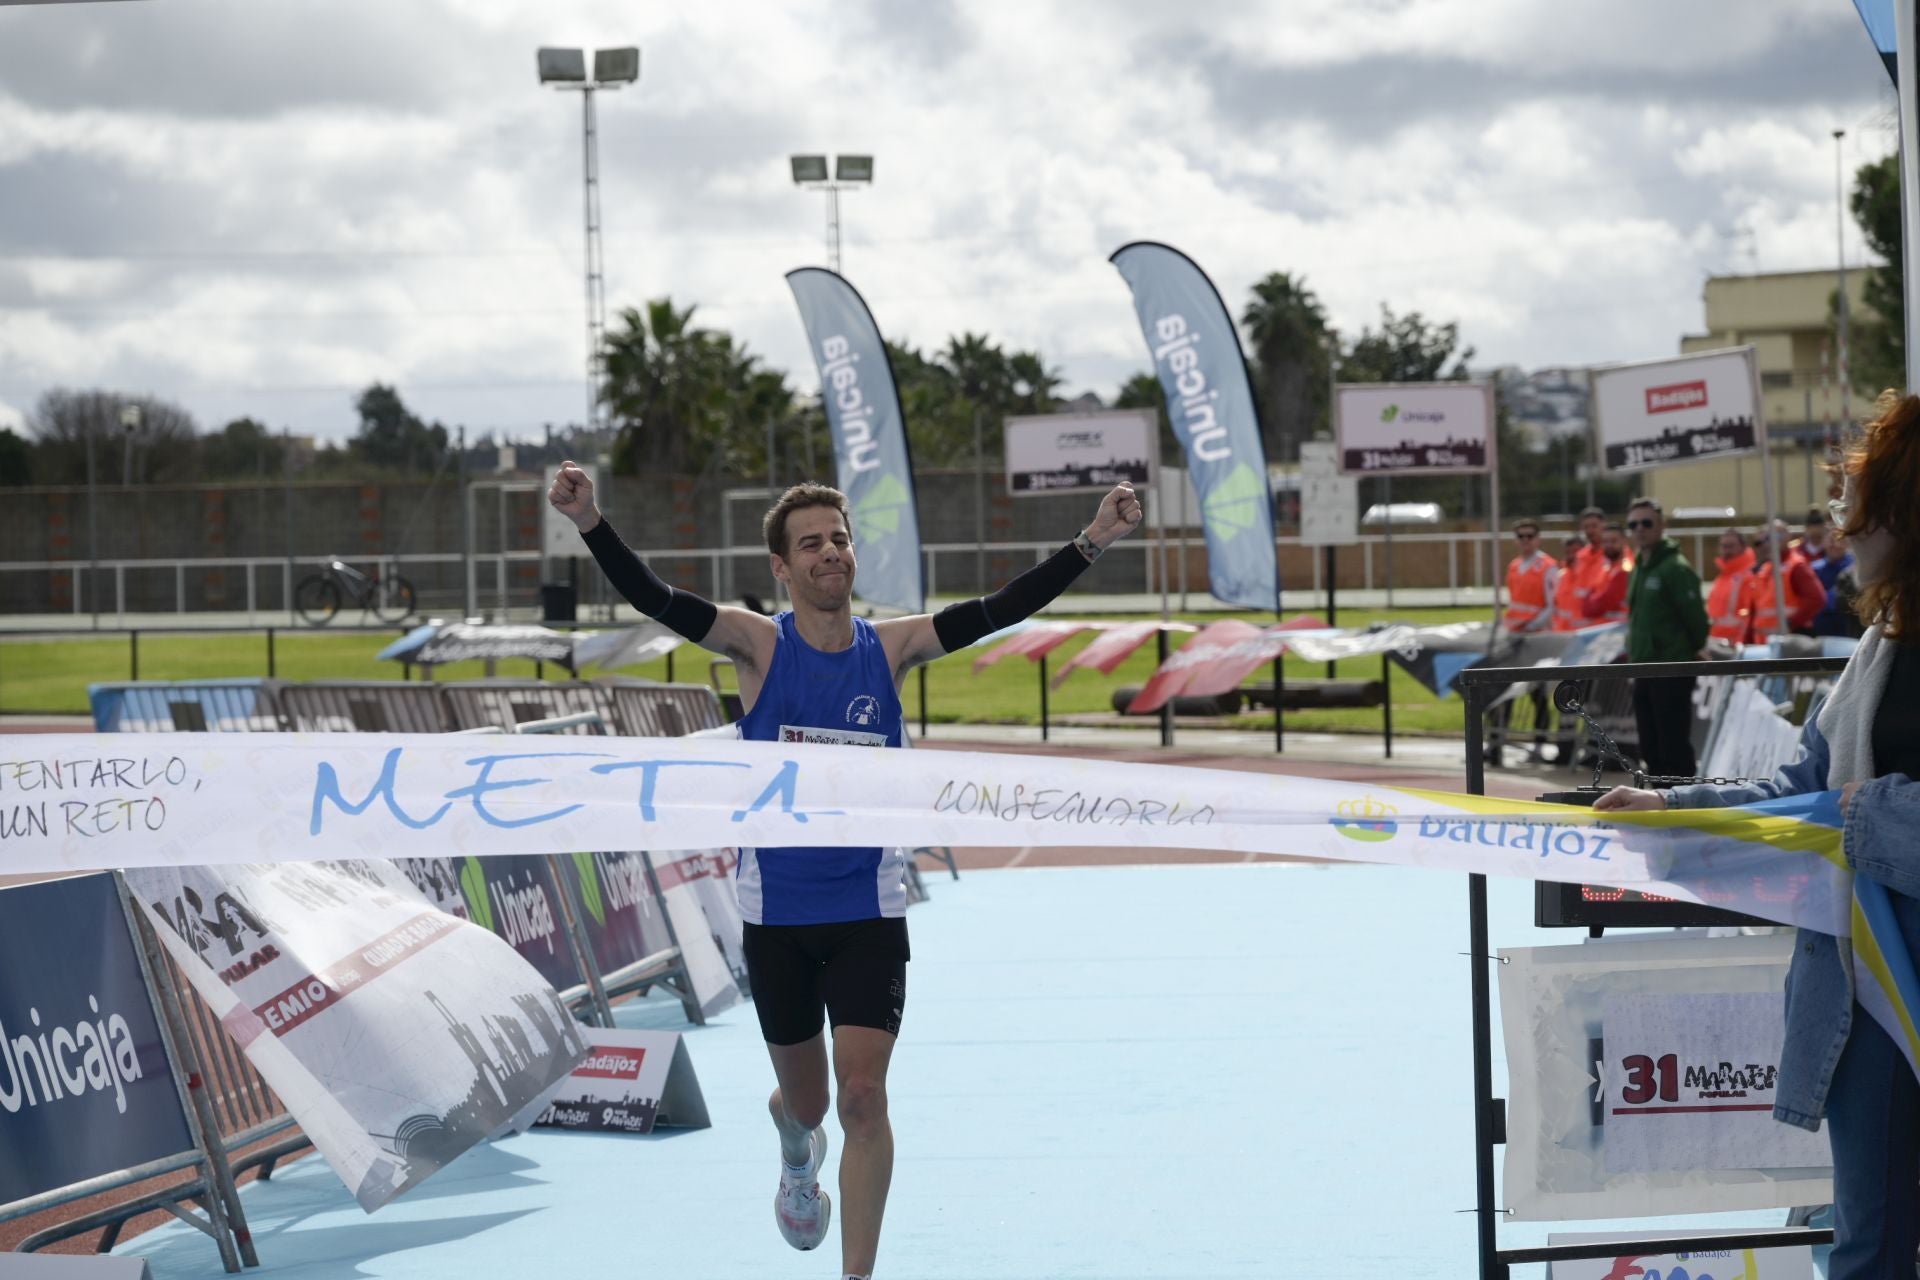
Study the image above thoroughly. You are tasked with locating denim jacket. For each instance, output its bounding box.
[1664,720,1920,1131]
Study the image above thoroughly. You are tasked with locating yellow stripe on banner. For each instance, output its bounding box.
[1851,896,1920,1069]
[1388,787,1849,869]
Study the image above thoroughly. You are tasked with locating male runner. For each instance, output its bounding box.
[548,463,1142,1279]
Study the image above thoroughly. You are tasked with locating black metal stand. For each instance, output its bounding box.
[1457,656,1848,1278]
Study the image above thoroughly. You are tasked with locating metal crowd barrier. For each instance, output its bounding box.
[0,874,256,1272]
[276,680,451,733]
[1456,656,1849,1279]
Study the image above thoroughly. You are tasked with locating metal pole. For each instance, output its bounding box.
[282,428,295,619]
[1380,650,1393,758]
[581,84,604,433]
[973,406,986,593]
[1750,353,1790,635]
[1461,684,1503,1280]
[1157,627,1174,747]
[1383,475,1395,608]
[1177,469,1190,610]
[1899,0,1920,391]
[827,184,842,274]
[86,431,99,630]
[1835,128,1851,402]
[459,427,473,618]
[1039,654,1049,742]
[1325,545,1338,679]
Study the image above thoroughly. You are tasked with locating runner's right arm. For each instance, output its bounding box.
[547,461,774,668]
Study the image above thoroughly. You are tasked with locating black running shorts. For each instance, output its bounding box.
[740,917,909,1046]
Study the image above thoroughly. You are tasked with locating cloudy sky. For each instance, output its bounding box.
[0,0,1894,445]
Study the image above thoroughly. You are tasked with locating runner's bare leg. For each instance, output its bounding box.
[767,1032,830,1164]
[833,1024,897,1276]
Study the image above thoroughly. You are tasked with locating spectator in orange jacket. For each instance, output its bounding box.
[1743,520,1827,639]
[1551,534,1588,631]
[1706,527,1757,643]
[1581,522,1634,623]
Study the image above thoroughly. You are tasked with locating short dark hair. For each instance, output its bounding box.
[1805,507,1826,527]
[763,482,851,557]
[1579,505,1606,521]
[1513,519,1540,536]
[1721,526,1744,541]
[1603,521,1625,534]
[1628,497,1662,516]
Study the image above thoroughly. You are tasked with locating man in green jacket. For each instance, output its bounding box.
[1624,497,1711,779]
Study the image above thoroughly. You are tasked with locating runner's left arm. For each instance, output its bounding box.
[878,482,1143,675]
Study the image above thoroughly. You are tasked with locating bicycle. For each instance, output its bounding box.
[294,557,417,625]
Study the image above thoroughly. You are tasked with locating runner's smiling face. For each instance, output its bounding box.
[773,505,857,610]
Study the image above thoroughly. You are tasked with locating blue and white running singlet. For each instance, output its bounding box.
[733,612,909,925]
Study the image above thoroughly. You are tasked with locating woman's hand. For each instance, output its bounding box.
[1840,780,1863,814]
[1592,786,1667,812]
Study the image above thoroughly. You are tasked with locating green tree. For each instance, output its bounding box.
[1338,305,1474,384]
[351,384,448,473]
[24,389,199,484]
[0,427,32,485]
[1847,152,1903,397]
[1113,371,1176,462]
[602,299,737,475]
[200,417,285,479]
[1241,271,1331,465]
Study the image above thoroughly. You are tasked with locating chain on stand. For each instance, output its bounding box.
[1549,680,1757,792]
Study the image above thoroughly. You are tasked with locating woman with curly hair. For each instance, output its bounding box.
[1595,390,1920,1278]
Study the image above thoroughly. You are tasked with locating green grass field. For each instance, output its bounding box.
[0,607,1485,733]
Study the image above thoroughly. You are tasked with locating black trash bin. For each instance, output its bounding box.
[540,582,577,622]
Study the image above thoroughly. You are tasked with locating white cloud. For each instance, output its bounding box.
[0,0,1893,442]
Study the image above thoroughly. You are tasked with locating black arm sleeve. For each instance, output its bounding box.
[932,541,1092,654]
[580,516,717,643]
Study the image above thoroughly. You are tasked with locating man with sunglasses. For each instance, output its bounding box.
[1622,498,1711,779]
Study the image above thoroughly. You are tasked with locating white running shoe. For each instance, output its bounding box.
[774,1126,831,1251]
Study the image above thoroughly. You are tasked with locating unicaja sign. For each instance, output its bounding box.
[1152,314,1230,462]
[1646,380,1708,414]
[820,335,881,473]
[0,995,145,1115]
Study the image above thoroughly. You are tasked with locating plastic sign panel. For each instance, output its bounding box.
[0,874,195,1207]
[1004,410,1156,496]
[534,1027,710,1135]
[1334,381,1495,475]
[1297,442,1358,546]
[1590,347,1761,473]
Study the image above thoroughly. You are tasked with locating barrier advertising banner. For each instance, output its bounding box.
[559,850,677,979]
[0,873,195,1207]
[126,860,589,1212]
[1333,381,1495,475]
[1004,410,1156,496]
[1590,347,1761,473]
[786,267,925,613]
[1546,1232,1813,1280]
[1110,241,1277,609]
[651,848,748,1015]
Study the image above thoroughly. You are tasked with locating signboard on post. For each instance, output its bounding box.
[1334,382,1495,476]
[1589,347,1761,472]
[1004,410,1156,496]
[1297,442,1358,546]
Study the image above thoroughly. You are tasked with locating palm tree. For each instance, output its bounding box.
[601,298,734,474]
[1240,271,1331,465]
[1007,351,1063,416]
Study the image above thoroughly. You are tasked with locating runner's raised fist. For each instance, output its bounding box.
[1084,482,1144,549]
[548,461,600,532]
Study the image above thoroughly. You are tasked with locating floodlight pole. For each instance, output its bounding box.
[1834,128,1850,409]
[581,84,606,432]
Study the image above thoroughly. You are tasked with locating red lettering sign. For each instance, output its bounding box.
[1645,380,1707,414]
[575,1049,645,1080]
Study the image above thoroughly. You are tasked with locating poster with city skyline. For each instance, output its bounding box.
[1590,346,1762,473]
[1005,410,1157,495]
[130,860,588,1212]
[1334,382,1495,476]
